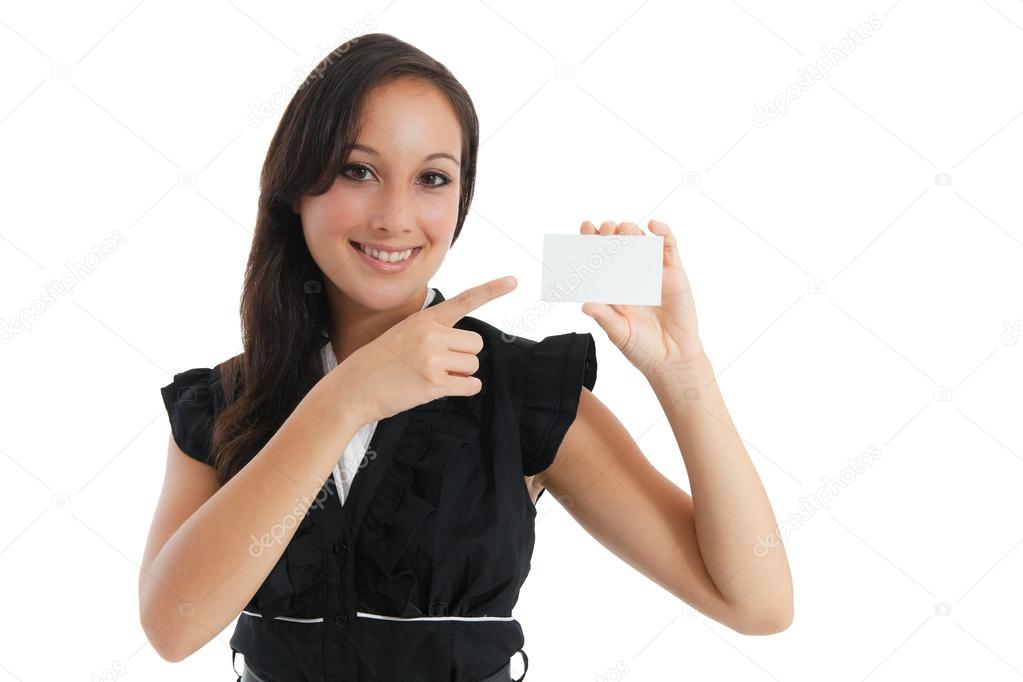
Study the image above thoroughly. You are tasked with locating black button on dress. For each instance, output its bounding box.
[159,287,597,681]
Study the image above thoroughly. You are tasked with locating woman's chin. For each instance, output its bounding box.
[340,280,428,311]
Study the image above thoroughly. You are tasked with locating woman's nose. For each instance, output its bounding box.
[376,183,417,230]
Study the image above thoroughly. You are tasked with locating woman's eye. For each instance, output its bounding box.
[342,164,374,182]
[421,172,451,188]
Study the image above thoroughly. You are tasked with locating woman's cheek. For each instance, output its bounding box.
[417,192,459,232]
[322,192,369,238]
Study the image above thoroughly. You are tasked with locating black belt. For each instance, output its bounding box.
[234,649,528,681]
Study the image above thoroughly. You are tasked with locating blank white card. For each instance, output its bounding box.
[540,234,663,306]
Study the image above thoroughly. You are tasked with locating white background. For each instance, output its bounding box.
[2,1,1022,680]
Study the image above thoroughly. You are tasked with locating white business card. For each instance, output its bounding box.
[540,234,663,306]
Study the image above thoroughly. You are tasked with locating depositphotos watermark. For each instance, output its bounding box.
[753,444,883,558]
[247,15,378,128]
[752,15,882,128]
[247,450,377,557]
[499,234,632,343]
[1,230,127,344]
[1001,318,1023,345]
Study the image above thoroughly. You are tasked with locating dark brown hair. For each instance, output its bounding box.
[209,33,479,485]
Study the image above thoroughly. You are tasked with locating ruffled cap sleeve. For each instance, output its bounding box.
[160,367,220,466]
[519,332,597,477]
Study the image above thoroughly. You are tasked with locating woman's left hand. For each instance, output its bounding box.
[580,219,706,378]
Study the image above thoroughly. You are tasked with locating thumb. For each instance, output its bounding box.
[581,302,630,349]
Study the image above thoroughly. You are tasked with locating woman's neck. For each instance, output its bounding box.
[327,286,431,365]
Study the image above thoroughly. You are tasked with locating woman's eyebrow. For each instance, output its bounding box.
[350,142,459,166]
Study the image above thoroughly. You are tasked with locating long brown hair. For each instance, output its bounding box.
[210,33,480,485]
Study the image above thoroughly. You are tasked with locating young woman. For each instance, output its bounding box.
[139,33,792,682]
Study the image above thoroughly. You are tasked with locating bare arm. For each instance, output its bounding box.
[139,363,366,661]
[556,218,792,634]
[538,354,793,635]
[645,353,793,631]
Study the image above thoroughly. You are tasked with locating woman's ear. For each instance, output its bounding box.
[291,199,300,215]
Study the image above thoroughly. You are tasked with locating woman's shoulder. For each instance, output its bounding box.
[456,315,598,412]
[457,315,598,477]
[160,356,236,409]
[457,315,597,374]
[159,355,239,465]
[160,366,219,410]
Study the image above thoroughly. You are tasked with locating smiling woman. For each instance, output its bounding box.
[142,28,791,682]
[141,32,560,682]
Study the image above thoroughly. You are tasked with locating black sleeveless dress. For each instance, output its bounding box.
[159,287,597,681]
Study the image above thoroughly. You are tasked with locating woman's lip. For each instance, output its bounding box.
[351,240,422,252]
[349,240,422,273]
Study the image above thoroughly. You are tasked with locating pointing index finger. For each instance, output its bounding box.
[426,276,517,327]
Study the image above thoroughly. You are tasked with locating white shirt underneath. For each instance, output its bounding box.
[319,287,437,506]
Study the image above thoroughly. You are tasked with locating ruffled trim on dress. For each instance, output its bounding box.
[356,346,488,616]
[249,518,325,617]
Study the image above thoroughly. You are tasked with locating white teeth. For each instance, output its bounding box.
[357,243,416,263]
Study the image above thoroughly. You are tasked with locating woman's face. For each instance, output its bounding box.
[294,77,463,312]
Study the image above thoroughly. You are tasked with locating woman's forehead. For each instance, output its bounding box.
[354,81,462,163]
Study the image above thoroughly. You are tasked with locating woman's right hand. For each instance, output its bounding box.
[337,276,518,424]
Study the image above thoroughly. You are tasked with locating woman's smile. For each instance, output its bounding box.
[349,239,423,273]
